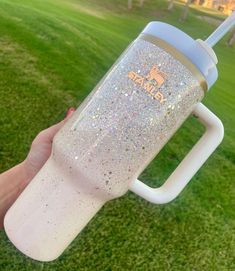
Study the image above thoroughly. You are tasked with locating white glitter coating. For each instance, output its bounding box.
[54,38,204,200]
[4,39,206,260]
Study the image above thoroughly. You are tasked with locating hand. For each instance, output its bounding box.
[24,107,75,183]
[0,107,75,228]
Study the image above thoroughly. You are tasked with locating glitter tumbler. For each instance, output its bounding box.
[6,16,235,261]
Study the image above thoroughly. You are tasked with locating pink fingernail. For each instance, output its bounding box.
[66,107,76,117]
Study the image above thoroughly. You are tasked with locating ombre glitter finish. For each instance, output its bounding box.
[4,38,206,261]
[54,38,205,199]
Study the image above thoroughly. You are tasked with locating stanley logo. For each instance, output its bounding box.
[128,65,167,104]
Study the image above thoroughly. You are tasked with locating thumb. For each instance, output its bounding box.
[65,107,76,118]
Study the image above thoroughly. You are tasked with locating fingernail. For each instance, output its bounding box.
[66,107,76,117]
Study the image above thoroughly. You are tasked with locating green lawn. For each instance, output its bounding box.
[0,0,235,270]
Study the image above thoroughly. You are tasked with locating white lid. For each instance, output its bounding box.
[141,22,218,89]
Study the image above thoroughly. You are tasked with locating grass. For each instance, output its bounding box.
[0,0,235,270]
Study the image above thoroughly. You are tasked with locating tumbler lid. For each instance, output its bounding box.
[141,22,218,89]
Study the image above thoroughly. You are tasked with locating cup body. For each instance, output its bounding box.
[55,35,205,198]
[4,32,206,261]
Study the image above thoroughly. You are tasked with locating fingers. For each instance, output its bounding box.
[41,121,65,141]
[46,107,76,138]
[35,108,76,143]
[66,107,76,118]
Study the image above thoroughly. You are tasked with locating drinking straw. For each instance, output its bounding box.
[205,11,235,47]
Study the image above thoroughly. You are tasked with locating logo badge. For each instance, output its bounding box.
[146,65,168,88]
[128,65,167,104]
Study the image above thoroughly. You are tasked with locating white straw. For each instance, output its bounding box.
[205,11,235,47]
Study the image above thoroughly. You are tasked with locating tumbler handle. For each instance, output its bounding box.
[129,103,224,204]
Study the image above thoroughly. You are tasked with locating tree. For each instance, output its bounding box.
[227,27,235,46]
[180,0,191,21]
[167,0,174,11]
[139,0,145,7]
[128,0,145,9]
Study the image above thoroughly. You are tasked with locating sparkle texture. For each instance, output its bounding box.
[4,38,206,260]
[55,38,205,200]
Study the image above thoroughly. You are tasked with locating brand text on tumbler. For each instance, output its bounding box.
[128,65,167,104]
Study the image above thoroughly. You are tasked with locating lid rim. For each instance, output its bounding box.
[141,21,218,89]
[139,33,208,92]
